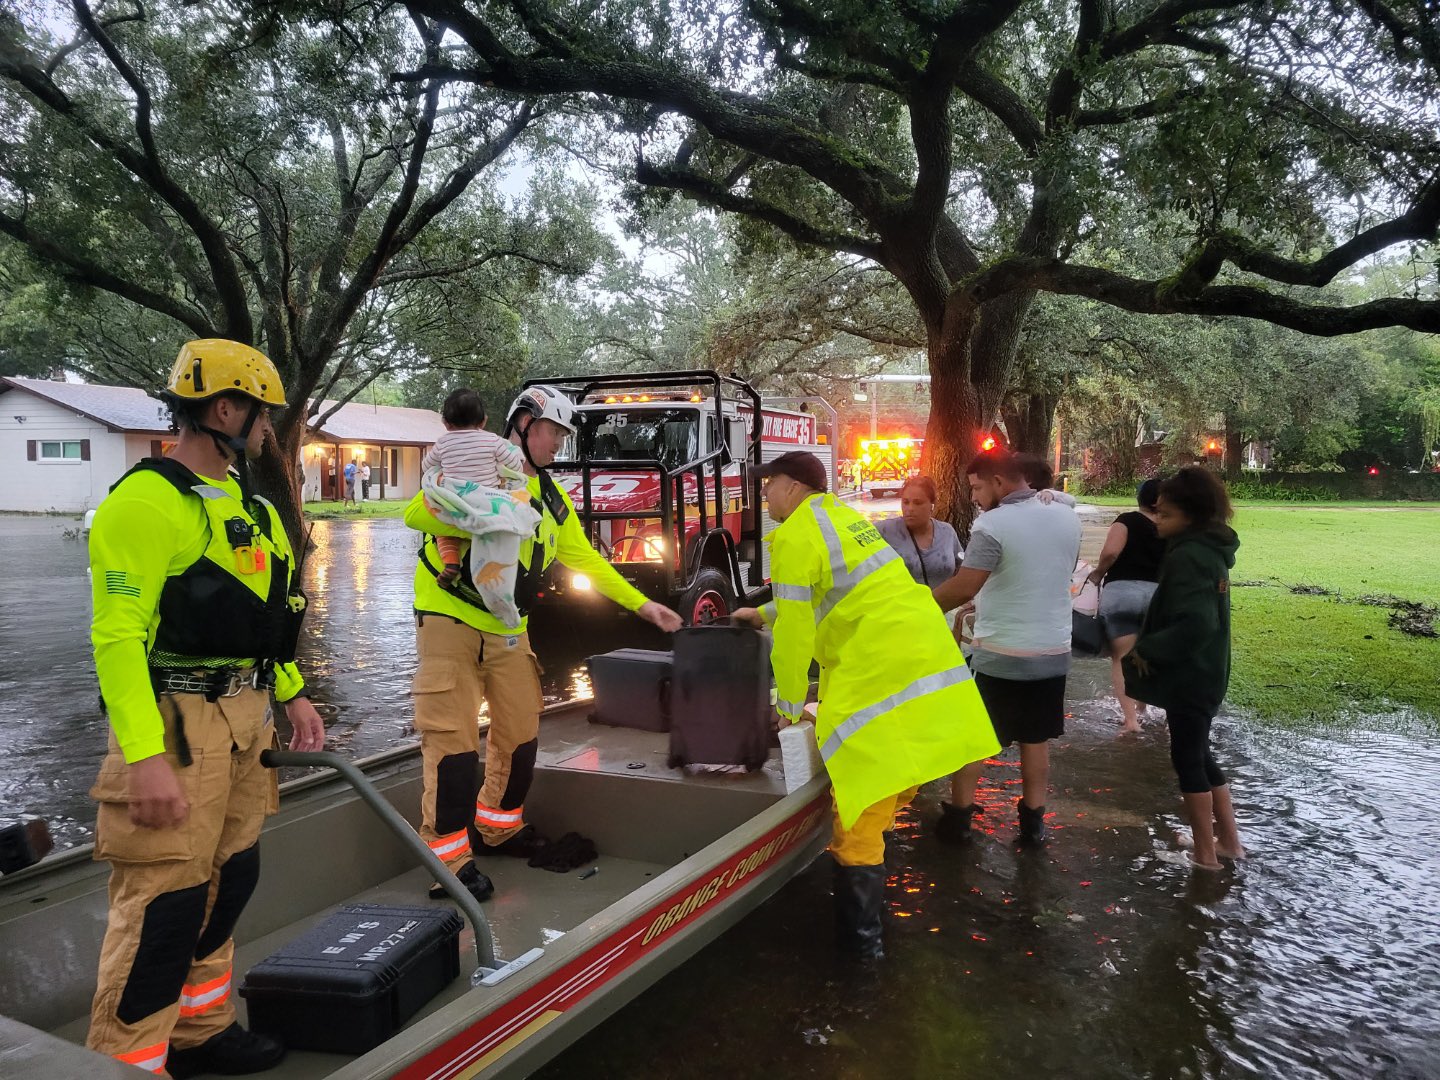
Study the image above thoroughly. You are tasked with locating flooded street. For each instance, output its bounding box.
[3,512,1438,1078]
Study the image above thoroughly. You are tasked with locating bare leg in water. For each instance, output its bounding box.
[1210,784,1245,860]
[951,744,1048,811]
[1109,633,1143,733]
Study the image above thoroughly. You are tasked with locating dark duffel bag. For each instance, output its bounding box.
[667,625,772,771]
[587,648,673,732]
[1072,607,1107,658]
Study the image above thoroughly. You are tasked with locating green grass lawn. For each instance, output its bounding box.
[304,499,407,519]
[1218,506,1440,727]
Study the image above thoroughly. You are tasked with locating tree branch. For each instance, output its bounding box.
[964,256,1440,335]
[0,211,216,337]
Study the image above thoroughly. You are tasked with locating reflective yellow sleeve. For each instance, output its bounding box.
[403,491,467,539]
[273,662,305,702]
[89,487,177,764]
[767,529,821,721]
[554,496,649,612]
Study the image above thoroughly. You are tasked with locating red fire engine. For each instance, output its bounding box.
[531,371,835,624]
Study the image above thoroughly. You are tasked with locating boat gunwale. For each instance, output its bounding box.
[329,772,832,1080]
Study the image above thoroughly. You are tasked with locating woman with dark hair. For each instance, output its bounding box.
[1125,466,1245,870]
[875,476,964,587]
[1087,478,1166,732]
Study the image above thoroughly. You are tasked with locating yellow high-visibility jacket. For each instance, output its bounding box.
[761,493,999,829]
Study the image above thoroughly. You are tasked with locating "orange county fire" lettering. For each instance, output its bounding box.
[639,806,826,946]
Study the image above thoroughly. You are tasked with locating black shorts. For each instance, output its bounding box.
[975,672,1067,746]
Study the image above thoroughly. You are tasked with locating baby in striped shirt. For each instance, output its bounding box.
[423,389,527,587]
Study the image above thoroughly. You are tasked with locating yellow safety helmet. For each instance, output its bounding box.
[165,339,286,406]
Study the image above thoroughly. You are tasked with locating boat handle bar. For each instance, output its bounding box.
[261,749,497,972]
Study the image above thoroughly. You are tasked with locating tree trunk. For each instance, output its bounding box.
[1002,391,1061,456]
[1224,411,1243,480]
[252,419,308,552]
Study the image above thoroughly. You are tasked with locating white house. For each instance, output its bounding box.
[0,377,174,513]
[1,376,446,513]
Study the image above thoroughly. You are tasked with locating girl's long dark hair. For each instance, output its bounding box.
[1158,466,1234,529]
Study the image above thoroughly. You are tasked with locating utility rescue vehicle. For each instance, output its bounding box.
[528,371,835,626]
[857,436,923,499]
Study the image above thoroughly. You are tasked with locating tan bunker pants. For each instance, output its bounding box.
[412,614,544,869]
[87,688,278,1074]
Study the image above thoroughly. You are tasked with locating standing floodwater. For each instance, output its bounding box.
[0,514,623,849]
[3,513,1438,1077]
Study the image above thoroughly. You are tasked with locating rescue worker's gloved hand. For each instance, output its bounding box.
[637,600,683,633]
[731,607,764,628]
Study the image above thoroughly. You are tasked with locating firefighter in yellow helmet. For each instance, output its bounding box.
[85,339,325,1077]
[734,451,999,960]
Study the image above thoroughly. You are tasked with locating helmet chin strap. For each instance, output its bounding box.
[508,412,542,472]
[197,400,262,503]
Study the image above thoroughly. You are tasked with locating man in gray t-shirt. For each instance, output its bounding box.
[933,450,1081,845]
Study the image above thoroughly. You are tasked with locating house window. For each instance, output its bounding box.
[40,441,84,461]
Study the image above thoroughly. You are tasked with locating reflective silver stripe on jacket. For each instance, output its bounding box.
[772,583,812,602]
[819,664,974,761]
[191,484,231,501]
[812,503,900,623]
[777,697,804,716]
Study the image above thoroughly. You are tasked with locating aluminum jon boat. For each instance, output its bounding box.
[0,699,830,1079]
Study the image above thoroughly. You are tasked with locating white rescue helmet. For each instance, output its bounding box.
[507,384,577,435]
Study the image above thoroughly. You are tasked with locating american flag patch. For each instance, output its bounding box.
[104,571,142,598]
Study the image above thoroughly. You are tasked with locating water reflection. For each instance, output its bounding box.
[0,515,660,849]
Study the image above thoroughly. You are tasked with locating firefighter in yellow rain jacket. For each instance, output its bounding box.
[735,451,998,960]
[86,340,325,1077]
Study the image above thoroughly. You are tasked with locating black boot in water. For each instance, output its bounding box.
[935,802,980,844]
[833,861,886,961]
[167,1023,285,1078]
[1017,798,1047,845]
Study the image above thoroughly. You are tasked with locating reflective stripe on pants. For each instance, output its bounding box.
[115,1040,168,1074]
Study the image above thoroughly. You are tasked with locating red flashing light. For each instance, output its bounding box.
[980,436,997,452]
[1368,466,1380,476]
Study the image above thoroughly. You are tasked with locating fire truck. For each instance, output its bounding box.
[857,436,923,498]
[529,371,836,624]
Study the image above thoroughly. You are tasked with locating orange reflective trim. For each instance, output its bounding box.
[115,1041,168,1074]
[427,828,471,859]
[177,968,232,1017]
[474,801,524,828]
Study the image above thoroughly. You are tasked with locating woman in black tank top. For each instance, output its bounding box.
[1086,479,1166,732]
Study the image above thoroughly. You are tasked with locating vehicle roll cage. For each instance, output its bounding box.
[523,370,764,598]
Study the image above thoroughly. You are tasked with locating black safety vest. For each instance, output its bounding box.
[111,458,303,664]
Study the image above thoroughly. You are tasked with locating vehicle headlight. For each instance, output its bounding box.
[572,573,592,591]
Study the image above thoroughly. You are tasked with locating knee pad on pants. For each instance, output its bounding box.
[194,843,260,961]
[500,739,537,811]
[117,881,209,1024]
[436,752,481,833]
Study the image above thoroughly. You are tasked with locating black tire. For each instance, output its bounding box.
[681,567,737,626]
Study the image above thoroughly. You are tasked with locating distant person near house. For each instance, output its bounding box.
[343,459,357,507]
[360,461,371,501]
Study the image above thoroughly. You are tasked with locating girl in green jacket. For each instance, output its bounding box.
[1125,466,1246,870]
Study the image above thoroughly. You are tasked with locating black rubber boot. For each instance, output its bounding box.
[167,1023,285,1078]
[833,860,886,961]
[1017,798,1048,846]
[473,824,547,859]
[935,802,980,845]
[428,860,495,902]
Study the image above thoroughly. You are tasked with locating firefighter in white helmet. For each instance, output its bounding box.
[403,385,683,900]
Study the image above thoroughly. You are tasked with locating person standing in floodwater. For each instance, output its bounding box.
[1124,466,1246,870]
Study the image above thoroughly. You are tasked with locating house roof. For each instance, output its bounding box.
[0,376,445,446]
[307,400,445,447]
[0,376,172,433]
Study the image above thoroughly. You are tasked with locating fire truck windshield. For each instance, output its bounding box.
[572,408,701,472]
